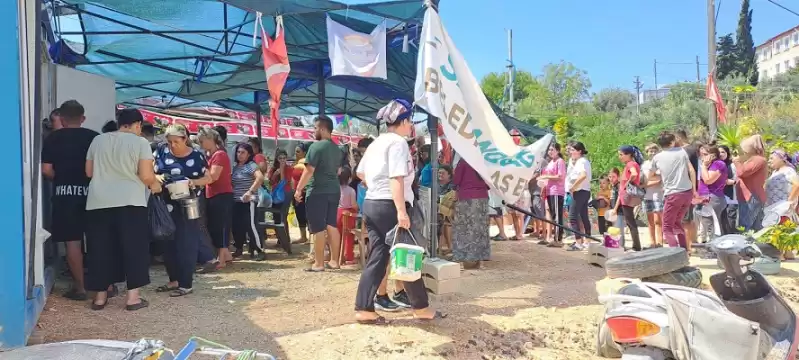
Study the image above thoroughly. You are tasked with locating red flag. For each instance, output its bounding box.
[706,73,727,124]
[259,15,290,142]
[509,128,522,145]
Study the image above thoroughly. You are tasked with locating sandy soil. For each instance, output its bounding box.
[34,226,799,360]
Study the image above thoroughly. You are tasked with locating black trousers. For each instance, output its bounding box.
[232,201,263,253]
[621,205,641,251]
[547,195,565,242]
[163,204,203,289]
[355,199,429,311]
[85,206,150,292]
[207,193,233,248]
[597,215,609,235]
[568,190,592,239]
[292,192,308,228]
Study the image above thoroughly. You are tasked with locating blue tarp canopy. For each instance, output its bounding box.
[49,0,428,117]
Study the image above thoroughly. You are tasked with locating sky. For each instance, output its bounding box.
[439,0,799,93]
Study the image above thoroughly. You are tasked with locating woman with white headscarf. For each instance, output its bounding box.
[354,99,444,324]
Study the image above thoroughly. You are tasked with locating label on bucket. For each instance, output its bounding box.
[389,243,424,282]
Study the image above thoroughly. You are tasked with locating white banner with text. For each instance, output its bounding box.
[413,8,552,204]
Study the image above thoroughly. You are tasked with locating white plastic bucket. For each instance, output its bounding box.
[389,243,425,282]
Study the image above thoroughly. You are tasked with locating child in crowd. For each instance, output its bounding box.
[336,167,358,265]
[595,176,612,234]
[608,168,626,242]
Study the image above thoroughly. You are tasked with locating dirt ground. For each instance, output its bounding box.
[34,226,799,360]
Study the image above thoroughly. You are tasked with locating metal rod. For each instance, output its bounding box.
[504,203,603,242]
[59,30,231,35]
[86,51,254,65]
[223,3,229,54]
[254,92,262,142]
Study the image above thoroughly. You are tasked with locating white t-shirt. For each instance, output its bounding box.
[357,132,415,204]
[86,131,153,210]
[566,157,592,192]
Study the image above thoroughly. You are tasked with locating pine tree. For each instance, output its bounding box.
[716,34,739,80]
[735,0,757,84]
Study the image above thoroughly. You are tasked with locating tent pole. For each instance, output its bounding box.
[253,92,262,143]
[427,114,440,258]
[317,61,325,116]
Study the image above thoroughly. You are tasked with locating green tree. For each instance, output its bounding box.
[716,33,739,80]
[735,0,758,85]
[479,70,538,106]
[539,61,592,110]
[592,88,635,112]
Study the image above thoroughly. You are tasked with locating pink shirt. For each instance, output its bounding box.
[339,185,357,209]
[542,158,566,196]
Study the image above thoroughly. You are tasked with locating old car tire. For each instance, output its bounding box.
[642,266,703,288]
[605,247,688,279]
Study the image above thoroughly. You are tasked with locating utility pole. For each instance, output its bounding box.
[506,29,515,117]
[634,76,644,114]
[654,59,658,89]
[708,0,718,138]
[696,55,701,82]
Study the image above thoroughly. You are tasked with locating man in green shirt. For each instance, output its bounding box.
[295,115,344,271]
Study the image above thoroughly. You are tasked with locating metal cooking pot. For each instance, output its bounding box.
[181,197,201,220]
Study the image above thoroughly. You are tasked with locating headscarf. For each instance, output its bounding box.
[772,149,794,169]
[376,98,412,125]
[619,145,644,165]
[741,134,765,156]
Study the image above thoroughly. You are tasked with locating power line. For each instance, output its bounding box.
[766,0,799,17]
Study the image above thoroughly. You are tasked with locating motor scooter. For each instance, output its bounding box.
[596,234,799,360]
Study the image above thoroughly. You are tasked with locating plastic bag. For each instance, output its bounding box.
[272,179,287,204]
[257,187,273,208]
[386,226,425,282]
[148,195,175,241]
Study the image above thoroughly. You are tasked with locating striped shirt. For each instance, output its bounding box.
[232,161,258,202]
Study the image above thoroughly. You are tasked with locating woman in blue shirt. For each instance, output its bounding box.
[152,124,215,297]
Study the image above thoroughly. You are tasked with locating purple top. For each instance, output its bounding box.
[542,157,566,196]
[699,159,728,197]
[453,160,488,200]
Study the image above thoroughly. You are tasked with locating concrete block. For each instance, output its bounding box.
[423,276,460,294]
[586,243,625,268]
[422,258,460,281]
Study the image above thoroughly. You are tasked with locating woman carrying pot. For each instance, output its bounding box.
[354,99,444,324]
[152,124,215,297]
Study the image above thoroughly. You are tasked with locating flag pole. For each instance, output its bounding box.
[423,0,441,259]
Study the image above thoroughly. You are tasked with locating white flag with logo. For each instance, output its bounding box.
[413,7,552,204]
[326,16,387,79]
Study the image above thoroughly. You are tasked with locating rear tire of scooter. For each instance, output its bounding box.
[641,266,703,288]
[605,247,688,279]
[596,320,622,358]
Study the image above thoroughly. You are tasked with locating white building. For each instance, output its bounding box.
[756,25,799,80]
[639,88,670,104]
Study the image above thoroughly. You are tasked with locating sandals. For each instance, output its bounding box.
[155,284,179,293]
[415,311,448,321]
[90,301,107,311]
[356,316,391,325]
[169,288,193,297]
[324,263,341,270]
[546,242,563,248]
[304,267,325,272]
[125,299,149,311]
[63,289,88,301]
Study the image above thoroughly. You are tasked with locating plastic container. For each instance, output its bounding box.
[389,243,425,282]
[166,180,191,200]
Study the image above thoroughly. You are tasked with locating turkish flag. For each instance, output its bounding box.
[706,74,727,124]
[260,16,290,142]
